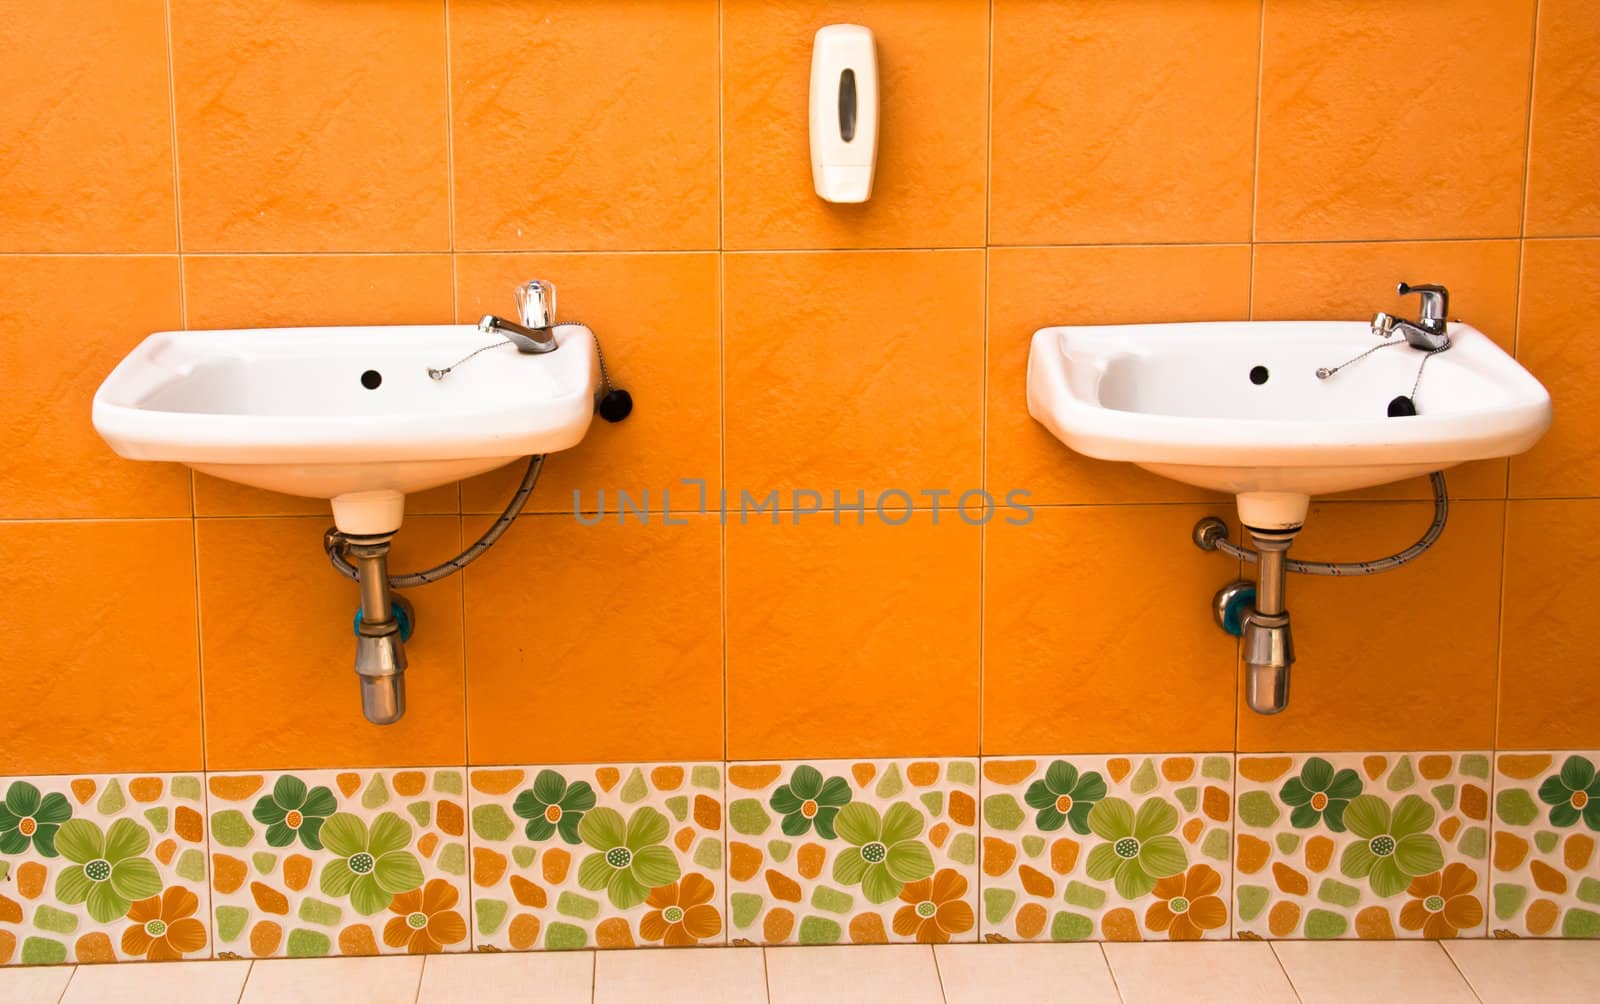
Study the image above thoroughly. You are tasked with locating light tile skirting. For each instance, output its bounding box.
[4,752,1600,965]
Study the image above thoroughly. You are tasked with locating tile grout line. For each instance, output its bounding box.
[761,947,773,1003]
[928,944,948,1003]
[235,960,253,1004]
[53,966,76,1004]
[1095,943,1125,1004]
[1438,940,1486,1003]
[589,947,598,1003]
[977,0,995,786]
[1267,943,1307,1003]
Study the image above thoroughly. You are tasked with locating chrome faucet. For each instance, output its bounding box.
[479,279,559,354]
[1371,282,1450,351]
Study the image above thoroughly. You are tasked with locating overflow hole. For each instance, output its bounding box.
[1249,365,1269,385]
[360,370,382,390]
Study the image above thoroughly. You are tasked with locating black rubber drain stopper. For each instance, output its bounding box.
[1387,395,1417,417]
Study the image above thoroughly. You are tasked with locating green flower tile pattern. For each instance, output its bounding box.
[206,769,468,958]
[726,759,978,946]
[1491,751,1600,938]
[467,764,725,951]
[1235,753,1488,939]
[0,774,210,965]
[981,755,1232,941]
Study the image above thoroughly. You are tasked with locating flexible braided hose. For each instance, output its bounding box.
[324,453,544,588]
[1212,471,1448,576]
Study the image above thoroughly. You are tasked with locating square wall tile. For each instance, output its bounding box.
[455,253,721,515]
[724,250,983,499]
[464,514,722,766]
[1489,752,1600,937]
[1511,239,1600,499]
[450,1,718,250]
[726,510,980,761]
[170,0,450,251]
[983,506,1238,756]
[722,0,987,250]
[981,755,1233,943]
[986,245,1251,507]
[1235,501,1504,754]
[1250,240,1520,502]
[206,769,470,958]
[1233,753,1490,939]
[0,773,210,965]
[198,517,466,771]
[184,253,459,517]
[1498,500,1600,750]
[0,521,202,777]
[990,0,1257,245]
[0,256,188,519]
[1256,0,1534,241]
[725,759,977,945]
[467,764,725,950]
[0,0,174,252]
[1524,0,1600,236]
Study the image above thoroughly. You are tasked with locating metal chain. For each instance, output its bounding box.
[1314,334,1406,380]
[427,322,615,398]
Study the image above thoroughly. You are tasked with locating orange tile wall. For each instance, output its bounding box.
[1,0,1595,775]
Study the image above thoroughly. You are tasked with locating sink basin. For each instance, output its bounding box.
[1027,320,1551,529]
[94,324,599,533]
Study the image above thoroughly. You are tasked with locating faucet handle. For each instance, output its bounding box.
[514,280,556,330]
[1396,282,1448,332]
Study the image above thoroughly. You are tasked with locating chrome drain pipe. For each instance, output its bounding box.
[345,535,408,725]
[1240,530,1295,715]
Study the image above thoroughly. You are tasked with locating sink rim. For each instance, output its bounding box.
[92,322,599,465]
[1027,319,1552,468]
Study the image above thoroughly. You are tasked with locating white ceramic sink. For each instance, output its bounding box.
[94,324,599,533]
[1027,320,1551,529]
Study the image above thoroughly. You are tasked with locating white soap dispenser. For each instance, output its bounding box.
[809,24,878,203]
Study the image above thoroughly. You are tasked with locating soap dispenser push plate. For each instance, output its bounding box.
[810,24,879,203]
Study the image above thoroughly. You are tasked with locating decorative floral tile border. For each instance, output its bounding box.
[1234,752,1490,939]
[724,759,978,946]
[0,773,210,965]
[205,768,470,958]
[1490,751,1600,937]
[980,754,1233,941]
[467,763,725,950]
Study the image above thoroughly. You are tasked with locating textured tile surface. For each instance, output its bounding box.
[980,755,1233,941]
[766,944,944,1004]
[1234,753,1490,939]
[0,774,210,965]
[467,764,725,950]
[594,943,768,1004]
[1445,938,1600,1001]
[1489,752,1600,937]
[1524,0,1600,236]
[205,769,470,958]
[1105,942,1298,1004]
[935,942,1121,1003]
[60,959,250,1004]
[725,760,978,945]
[1272,941,1478,1004]
[418,951,593,1004]
[239,955,425,1004]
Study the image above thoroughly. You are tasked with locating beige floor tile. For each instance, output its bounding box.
[419,951,593,1003]
[1104,942,1299,1004]
[240,956,424,1004]
[0,965,75,1004]
[766,945,942,1004]
[595,948,767,1004]
[1445,940,1600,1003]
[935,943,1120,1003]
[1273,941,1476,1004]
[61,961,251,1004]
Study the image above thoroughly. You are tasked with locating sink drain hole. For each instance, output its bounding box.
[360,370,382,390]
[1249,365,1269,385]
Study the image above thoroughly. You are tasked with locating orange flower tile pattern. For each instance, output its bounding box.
[1490,752,1600,937]
[1233,753,1490,940]
[466,764,725,950]
[0,774,210,965]
[725,760,978,946]
[980,755,1233,942]
[205,769,469,959]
